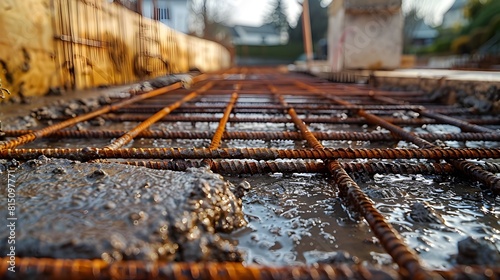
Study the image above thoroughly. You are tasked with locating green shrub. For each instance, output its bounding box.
[235,43,304,60]
[468,27,489,51]
[451,35,471,54]
[461,1,500,35]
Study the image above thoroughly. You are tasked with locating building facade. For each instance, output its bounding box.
[141,0,189,33]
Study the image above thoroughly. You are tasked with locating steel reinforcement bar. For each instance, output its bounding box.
[1,147,499,161]
[34,113,499,126]
[296,81,500,194]
[370,94,498,134]
[0,75,208,150]
[4,130,500,142]
[2,257,498,280]
[118,159,500,175]
[274,84,431,278]
[362,92,500,192]
[114,104,467,112]
[105,82,214,150]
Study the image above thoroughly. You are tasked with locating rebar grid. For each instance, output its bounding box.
[273,82,428,278]
[1,68,499,279]
[294,81,499,193]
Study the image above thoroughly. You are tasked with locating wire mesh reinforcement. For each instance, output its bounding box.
[1,67,499,279]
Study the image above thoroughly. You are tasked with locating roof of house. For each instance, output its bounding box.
[231,24,280,38]
[412,21,438,39]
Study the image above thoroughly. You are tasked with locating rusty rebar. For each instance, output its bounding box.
[200,88,240,169]
[209,91,239,149]
[4,130,500,142]
[119,159,500,176]
[105,82,214,149]
[371,94,498,133]
[35,113,498,126]
[323,94,435,148]
[0,75,208,150]
[0,257,402,280]
[1,147,499,161]
[303,81,500,194]
[274,85,429,278]
[328,161,428,279]
[118,104,446,112]
[451,160,500,194]
[271,85,322,150]
[2,257,497,279]
[418,110,498,133]
[351,102,500,192]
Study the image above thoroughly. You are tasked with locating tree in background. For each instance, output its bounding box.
[464,0,491,19]
[402,0,441,54]
[403,8,421,54]
[188,0,233,46]
[451,0,500,54]
[263,0,290,33]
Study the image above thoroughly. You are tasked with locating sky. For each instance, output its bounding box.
[229,0,456,27]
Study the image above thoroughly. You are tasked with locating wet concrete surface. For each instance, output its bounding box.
[0,157,247,262]
[224,171,499,269]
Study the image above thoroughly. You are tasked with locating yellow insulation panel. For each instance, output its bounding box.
[0,0,231,99]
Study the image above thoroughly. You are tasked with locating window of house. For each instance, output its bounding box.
[155,8,170,20]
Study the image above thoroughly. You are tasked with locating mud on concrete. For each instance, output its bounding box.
[0,157,248,262]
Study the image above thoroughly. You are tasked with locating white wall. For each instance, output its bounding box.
[328,8,345,71]
[142,0,189,33]
[328,10,403,70]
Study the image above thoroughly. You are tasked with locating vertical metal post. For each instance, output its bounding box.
[301,0,314,66]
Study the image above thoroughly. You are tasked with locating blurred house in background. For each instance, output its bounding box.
[231,24,288,46]
[327,0,403,71]
[411,21,438,47]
